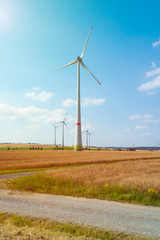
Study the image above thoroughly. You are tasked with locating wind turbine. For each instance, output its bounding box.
[52,27,101,151]
[82,129,89,148]
[88,131,94,149]
[57,115,68,147]
[50,123,59,146]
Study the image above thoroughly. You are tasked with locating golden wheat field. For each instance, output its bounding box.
[0,149,160,170]
[47,159,160,192]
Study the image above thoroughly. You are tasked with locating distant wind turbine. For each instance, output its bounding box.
[82,129,89,148]
[52,27,101,151]
[50,123,59,146]
[57,115,68,147]
[88,131,94,149]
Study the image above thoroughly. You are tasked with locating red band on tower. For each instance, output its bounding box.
[76,123,81,126]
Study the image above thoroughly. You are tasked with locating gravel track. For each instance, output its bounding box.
[0,171,37,179]
[0,188,160,238]
[0,172,160,238]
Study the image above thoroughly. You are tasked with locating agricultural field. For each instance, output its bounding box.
[0,149,160,171]
[5,155,160,206]
[1,149,160,205]
[1,149,160,238]
[46,159,160,192]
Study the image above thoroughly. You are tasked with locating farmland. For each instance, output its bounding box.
[0,149,160,171]
[46,159,160,192]
[1,149,159,206]
[1,149,160,239]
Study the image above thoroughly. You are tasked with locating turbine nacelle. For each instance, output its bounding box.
[77,56,82,62]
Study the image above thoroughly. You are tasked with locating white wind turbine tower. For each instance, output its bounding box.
[50,123,59,146]
[57,115,68,148]
[52,27,101,151]
[82,129,89,148]
[88,131,94,149]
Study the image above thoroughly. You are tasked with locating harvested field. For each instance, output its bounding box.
[47,159,160,193]
[8,159,160,206]
[0,149,160,171]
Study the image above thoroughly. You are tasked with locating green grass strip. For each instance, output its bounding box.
[7,173,160,207]
[0,212,153,240]
[0,147,74,151]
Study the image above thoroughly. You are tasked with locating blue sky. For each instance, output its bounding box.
[0,0,160,147]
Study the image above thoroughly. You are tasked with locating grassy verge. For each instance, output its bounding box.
[0,166,68,175]
[6,173,160,207]
[0,164,95,175]
[0,212,153,240]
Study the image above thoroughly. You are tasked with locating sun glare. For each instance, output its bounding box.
[0,2,13,29]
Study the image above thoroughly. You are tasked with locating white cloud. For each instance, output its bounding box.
[152,40,160,47]
[129,114,141,120]
[138,75,160,91]
[151,61,156,68]
[135,125,148,130]
[146,67,160,78]
[146,90,157,95]
[81,122,95,132]
[71,122,95,135]
[0,103,67,123]
[24,125,39,130]
[70,128,76,134]
[62,98,106,107]
[31,87,41,91]
[118,134,126,138]
[25,90,53,101]
[62,98,76,107]
[129,114,153,120]
[125,129,131,132]
[142,132,151,137]
[82,98,106,107]
[142,119,160,124]
[66,115,75,123]
[143,114,153,119]
[130,114,159,124]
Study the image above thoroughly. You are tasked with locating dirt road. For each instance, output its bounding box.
[0,188,160,238]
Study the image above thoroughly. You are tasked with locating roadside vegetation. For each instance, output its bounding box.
[0,212,153,240]
[6,159,160,206]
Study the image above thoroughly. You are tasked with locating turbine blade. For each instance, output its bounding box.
[52,60,77,72]
[81,61,102,85]
[50,122,56,127]
[89,131,95,135]
[81,26,93,59]
[64,122,69,129]
[64,114,68,122]
[56,121,63,124]
[82,130,88,133]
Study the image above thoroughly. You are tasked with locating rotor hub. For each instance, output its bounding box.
[77,56,82,62]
